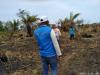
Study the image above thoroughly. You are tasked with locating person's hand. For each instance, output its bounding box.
[57,56,62,61]
[57,56,62,67]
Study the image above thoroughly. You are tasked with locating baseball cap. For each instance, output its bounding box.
[39,16,48,23]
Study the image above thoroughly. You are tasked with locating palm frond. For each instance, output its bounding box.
[72,13,80,21]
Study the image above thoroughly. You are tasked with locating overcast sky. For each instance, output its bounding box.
[0,0,100,23]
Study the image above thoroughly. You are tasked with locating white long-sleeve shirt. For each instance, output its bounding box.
[50,29,62,56]
[53,28,61,40]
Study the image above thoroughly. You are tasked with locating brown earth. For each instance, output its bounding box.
[0,27,100,75]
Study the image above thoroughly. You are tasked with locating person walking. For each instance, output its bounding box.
[68,22,76,48]
[34,16,62,75]
[52,25,61,41]
[69,22,75,40]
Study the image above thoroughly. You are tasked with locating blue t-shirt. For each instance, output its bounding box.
[34,25,56,57]
[69,27,75,35]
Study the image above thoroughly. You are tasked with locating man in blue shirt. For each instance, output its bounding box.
[69,22,75,40]
[34,16,62,75]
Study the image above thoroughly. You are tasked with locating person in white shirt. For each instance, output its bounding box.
[52,25,61,41]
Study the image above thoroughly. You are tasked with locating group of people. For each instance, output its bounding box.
[0,16,76,75]
[33,16,75,75]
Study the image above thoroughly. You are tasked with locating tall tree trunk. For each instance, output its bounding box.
[26,24,32,37]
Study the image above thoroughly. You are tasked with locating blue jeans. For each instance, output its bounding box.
[70,34,75,40]
[41,56,58,75]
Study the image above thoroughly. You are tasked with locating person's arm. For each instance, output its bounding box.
[50,29,62,56]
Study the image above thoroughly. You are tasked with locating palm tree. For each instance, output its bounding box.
[17,9,37,37]
[59,18,69,31]
[8,20,19,40]
[69,12,80,23]
[59,12,80,32]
